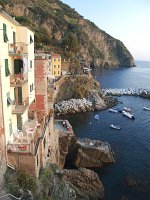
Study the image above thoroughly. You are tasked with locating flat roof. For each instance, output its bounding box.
[0,9,20,26]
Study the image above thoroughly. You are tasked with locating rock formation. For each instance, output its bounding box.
[55,98,94,115]
[63,168,104,200]
[74,138,115,168]
[54,75,117,114]
[57,127,115,169]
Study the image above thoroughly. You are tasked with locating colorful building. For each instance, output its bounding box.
[51,53,61,77]
[0,8,75,183]
[0,7,54,178]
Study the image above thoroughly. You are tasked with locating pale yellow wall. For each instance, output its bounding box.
[0,13,35,144]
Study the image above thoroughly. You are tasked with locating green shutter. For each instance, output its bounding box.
[30,60,32,68]
[5,59,10,77]
[30,35,33,43]
[3,23,8,43]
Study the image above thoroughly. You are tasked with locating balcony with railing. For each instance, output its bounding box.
[12,97,29,114]
[7,116,51,155]
[9,42,28,56]
[7,119,41,155]
[10,73,28,87]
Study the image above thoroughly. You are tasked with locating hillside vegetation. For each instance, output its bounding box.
[1,0,135,67]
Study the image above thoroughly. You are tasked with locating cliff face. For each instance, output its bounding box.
[1,0,135,67]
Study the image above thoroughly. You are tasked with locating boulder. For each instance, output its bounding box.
[63,168,104,200]
[74,138,115,168]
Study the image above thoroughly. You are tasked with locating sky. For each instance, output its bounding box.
[62,0,150,61]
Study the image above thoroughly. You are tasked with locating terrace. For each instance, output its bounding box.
[12,97,29,114]
[10,73,28,87]
[7,119,41,154]
[8,42,28,56]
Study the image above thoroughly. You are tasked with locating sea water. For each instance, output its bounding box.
[63,61,150,200]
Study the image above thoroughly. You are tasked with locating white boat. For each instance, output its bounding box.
[95,115,99,120]
[109,108,118,113]
[122,110,135,120]
[110,124,121,130]
[143,106,150,111]
[123,107,132,112]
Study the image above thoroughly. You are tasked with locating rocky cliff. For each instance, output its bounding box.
[1,0,135,67]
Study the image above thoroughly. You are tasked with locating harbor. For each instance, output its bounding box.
[102,88,150,98]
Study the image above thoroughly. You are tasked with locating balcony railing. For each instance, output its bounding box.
[7,143,31,153]
[9,42,28,55]
[10,73,28,86]
[12,97,29,114]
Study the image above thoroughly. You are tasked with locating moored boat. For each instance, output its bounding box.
[123,107,132,112]
[95,115,99,120]
[110,124,121,130]
[122,110,135,120]
[143,106,150,111]
[109,108,118,113]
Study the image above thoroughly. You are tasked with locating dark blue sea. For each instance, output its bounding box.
[64,61,150,200]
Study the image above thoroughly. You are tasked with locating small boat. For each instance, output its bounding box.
[95,115,99,120]
[110,124,121,130]
[123,107,132,112]
[143,106,150,111]
[122,110,135,120]
[109,108,118,113]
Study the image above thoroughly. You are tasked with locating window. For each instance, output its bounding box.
[58,59,60,62]
[58,65,60,68]
[13,31,16,43]
[5,59,10,77]
[54,71,56,75]
[54,59,56,62]
[30,83,34,92]
[37,155,39,166]
[32,83,34,91]
[30,84,32,92]
[43,137,46,149]
[30,60,32,69]
[58,71,60,75]
[54,65,56,68]
[9,122,13,136]
[3,23,8,43]
[30,35,34,43]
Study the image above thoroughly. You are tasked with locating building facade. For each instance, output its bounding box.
[0,7,55,179]
[51,53,61,77]
[0,9,35,144]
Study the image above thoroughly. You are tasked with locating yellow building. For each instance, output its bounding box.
[0,8,35,143]
[0,6,55,179]
[51,53,61,77]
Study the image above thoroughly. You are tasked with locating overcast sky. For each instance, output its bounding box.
[62,0,150,61]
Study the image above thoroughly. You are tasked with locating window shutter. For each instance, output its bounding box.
[3,23,9,43]
[5,59,10,77]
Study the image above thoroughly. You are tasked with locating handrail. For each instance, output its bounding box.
[10,73,28,85]
[9,42,27,55]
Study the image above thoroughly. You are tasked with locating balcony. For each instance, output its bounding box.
[9,42,28,56]
[10,73,28,87]
[7,119,41,154]
[7,116,51,155]
[12,97,29,114]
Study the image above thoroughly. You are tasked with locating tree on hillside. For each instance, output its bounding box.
[62,32,79,55]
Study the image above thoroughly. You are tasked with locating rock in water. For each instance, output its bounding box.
[63,168,104,199]
[74,138,115,168]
